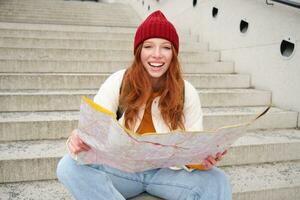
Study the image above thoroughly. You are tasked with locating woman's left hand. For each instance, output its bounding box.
[202,150,227,170]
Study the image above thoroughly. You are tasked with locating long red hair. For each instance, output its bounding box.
[119,44,185,131]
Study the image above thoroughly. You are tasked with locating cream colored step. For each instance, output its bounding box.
[0,48,219,63]
[0,22,200,43]
[0,107,297,142]
[202,106,298,130]
[0,0,135,12]
[1,160,299,200]
[0,89,271,112]
[0,29,200,43]
[0,16,139,27]
[0,60,234,73]
[0,10,138,20]
[0,6,137,17]
[0,37,208,52]
[0,29,137,41]
[0,180,74,200]
[226,160,300,200]
[0,22,137,33]
[0,1,139,18]
[0,73,249,90]
[1,130,300,183]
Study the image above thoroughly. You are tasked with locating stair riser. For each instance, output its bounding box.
[0,74,248,90]
[0,112,296,142]
[220,143,300,166]
[0,61,234,73]
[0,30,136,41]
[0,30,199,43]
[0,3,134,11]
[0,12,138,20]
[0,91,271,112]
[204,112,298,130]
[0,38,207,52]
[0,49,219,62]
[0,120,75,142]
[0,18,138,27]
[0,158,59,183]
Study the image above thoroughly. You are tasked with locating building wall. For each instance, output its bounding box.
[128,0,300,113]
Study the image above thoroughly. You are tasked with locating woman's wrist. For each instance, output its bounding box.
[66,136,77,161]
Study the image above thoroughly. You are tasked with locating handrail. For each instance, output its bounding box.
[271,0,300,8]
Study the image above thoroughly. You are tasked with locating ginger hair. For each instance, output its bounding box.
[119,44,185,131]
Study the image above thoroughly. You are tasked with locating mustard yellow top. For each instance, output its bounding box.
[136,93,207,170]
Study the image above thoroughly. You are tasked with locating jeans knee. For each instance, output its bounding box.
[213,168,231,187]
[188,168,231,200]
[56,154,76,183]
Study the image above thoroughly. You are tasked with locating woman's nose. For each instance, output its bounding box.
[152,47,162,58]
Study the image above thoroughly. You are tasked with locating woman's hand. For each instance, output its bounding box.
[201,150,227,170]
[67,129,91,156]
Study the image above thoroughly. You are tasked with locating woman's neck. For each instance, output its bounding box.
[150,77,163,92]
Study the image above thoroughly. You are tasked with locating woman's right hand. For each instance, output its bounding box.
[67,129,91,155]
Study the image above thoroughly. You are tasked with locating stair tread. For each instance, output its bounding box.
[225,160,300,193]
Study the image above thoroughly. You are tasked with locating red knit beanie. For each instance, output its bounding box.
[134,10,179,54]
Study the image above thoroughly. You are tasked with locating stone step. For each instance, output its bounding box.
[202,106,298,130]
[0,180,74,200]
[0,6,137,16]
[0,48,218,62]
[0,0,135,11]
[0,37,208,52]
[0,22,137,33]
[0,129,300,183]
[225,160,300,200]
[0,1,138,17]
[1,160,300,200]
[0,107,297,142]
[0,88,271,112]
[0,23,199,42]
[0,10,138,19]
[0,73,249,90]
[0,17,138,28]
[0,60,234,73]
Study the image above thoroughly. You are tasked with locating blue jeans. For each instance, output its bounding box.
[57,154,232,200]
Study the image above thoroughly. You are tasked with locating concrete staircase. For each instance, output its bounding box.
[0,0,300,199]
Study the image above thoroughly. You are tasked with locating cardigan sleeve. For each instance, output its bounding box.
[93,69,126,113]
[183,80,203,131]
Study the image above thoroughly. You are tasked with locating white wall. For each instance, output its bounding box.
[128,0,300,113]
[191,0,300,113]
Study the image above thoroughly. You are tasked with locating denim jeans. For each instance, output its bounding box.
[57,154,232,200]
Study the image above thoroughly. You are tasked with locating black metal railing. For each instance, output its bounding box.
[271,0,300,9]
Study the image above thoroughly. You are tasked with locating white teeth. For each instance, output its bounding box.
[149,62,164,67]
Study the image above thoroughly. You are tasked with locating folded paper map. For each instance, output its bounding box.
[76,96,270,173]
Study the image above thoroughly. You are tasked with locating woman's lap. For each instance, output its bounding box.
[145,167,231,200]
[57,154,231,200]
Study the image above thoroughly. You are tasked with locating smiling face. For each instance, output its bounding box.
[141,38,173,85]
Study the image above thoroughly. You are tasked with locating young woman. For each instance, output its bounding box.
[57,10,232,200]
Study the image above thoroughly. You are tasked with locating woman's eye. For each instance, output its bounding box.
[143,45,152,49]
[163,46,171,50]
